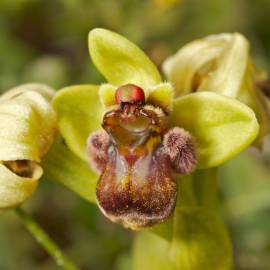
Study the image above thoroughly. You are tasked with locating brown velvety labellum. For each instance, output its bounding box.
[96,143,177,229]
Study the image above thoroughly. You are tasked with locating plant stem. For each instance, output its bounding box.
[15,207,79,270]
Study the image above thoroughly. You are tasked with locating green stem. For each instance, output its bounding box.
[15,207,79,270]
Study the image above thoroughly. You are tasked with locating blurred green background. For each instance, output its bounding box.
[0,0,270,269]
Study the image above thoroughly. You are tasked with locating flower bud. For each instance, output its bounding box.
[0,84,56,209]
[163,33,270,144]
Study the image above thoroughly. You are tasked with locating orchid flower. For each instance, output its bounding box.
[40,29,263,270]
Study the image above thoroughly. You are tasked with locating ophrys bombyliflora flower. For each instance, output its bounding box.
[52,28,259,229]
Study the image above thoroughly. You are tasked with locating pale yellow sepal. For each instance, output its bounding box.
[0,91,56,161]
[0,84,56,209]
[0,163,42,209]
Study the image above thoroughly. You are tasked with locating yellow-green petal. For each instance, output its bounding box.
[89,28,161,89]
[52,85,103,161]
[0,163,42,209]
[169,92,259,169]
[99,83,117,108]
[147,82,174,112]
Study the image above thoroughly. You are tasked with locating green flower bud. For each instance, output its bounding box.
[0,84,56,209]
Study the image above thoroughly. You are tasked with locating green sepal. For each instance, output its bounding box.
[52,85,103,161]
[42,137,98,203]
[169,92,259,168]
[89,28,161,89]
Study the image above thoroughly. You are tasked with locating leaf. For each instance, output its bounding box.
[134,207,232,270]
[52,85,103,161]
[169,92,259,168]
[133,232,175,270]
[42,137,98,203]
[89,28,161,89]
[170,207,232,270]
[198,33,249,98]
[163,33,270,144]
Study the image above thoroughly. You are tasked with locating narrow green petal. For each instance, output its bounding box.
[169,92,259,168]
[0,163,42,209]
[147,82,174,112]
[42,137,98,203]
[89,28,161,88]
[52,85,103,161]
